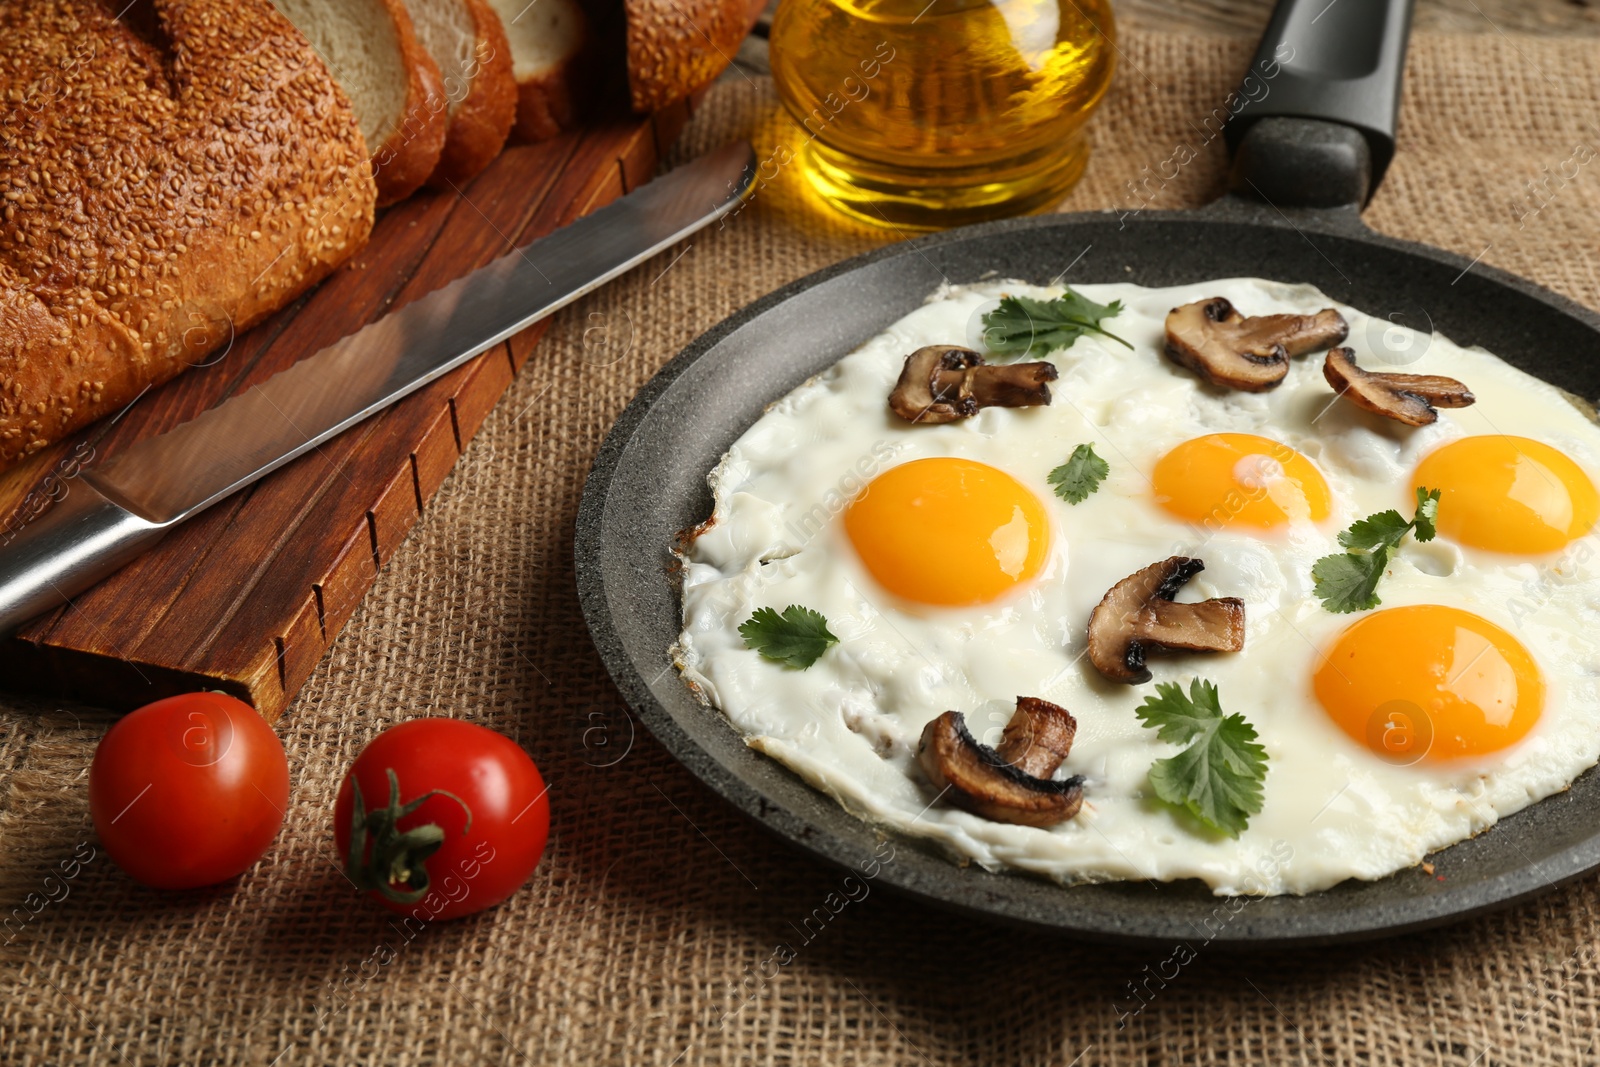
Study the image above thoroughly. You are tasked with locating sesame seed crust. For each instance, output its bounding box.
[0,0,378,470]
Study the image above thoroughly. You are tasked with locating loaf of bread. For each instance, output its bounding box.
[484,0,591,143]
[624,0,766,113]
[0,0,764,474]
[0,0,377,473]
[411,0,518,184]
[270,0,449,205]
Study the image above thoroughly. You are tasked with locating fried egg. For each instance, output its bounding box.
[673,278,1600,895]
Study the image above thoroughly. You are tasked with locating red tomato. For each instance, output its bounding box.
[89,692,289,890]
[334,718,549,921]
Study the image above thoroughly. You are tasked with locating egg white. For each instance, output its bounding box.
[673,278,1600,895]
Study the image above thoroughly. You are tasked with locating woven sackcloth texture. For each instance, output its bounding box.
[5,30,1600,1067]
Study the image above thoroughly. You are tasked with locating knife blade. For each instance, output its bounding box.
[0,140,757,634]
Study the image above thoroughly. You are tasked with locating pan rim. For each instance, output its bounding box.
[575,208,1600,948]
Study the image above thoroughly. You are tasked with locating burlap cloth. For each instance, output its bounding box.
[5,30,1600,1067]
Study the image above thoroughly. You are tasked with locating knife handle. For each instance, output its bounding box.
[0,483,166,636]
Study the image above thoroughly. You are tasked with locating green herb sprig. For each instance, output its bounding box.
[1311,487,1440,613]
[1048,443,1109,504]
[1134,679,1267,838]
[980,290,1131,360]
[739,605,839,669]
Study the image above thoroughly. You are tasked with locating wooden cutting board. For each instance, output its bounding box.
[0,99,694,722]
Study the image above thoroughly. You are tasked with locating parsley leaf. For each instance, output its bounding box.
[981,290,1132,360]
[1135,679,1267,838]
[1310,552,1386,614]
[739,605,839,668]
[1313,487,1442,613]
[1049,443,1109,504]
[1412,486,1440,542]
[1337,510,1410,552]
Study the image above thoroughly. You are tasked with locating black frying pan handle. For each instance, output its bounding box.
[1224,0,1416,209]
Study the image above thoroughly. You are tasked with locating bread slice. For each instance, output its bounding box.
[271,0,449,205]
[484,0,590,142]
[408,0,518,185]
[0,0,375,472]
[625,0,764,113]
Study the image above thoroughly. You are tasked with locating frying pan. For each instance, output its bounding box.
[576,0,1600,946]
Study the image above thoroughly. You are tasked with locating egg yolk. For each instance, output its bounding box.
[1412,436,1598,555]
[844,458,1050,606]
[1152,433,1331,530]
[1313,605,1543,762]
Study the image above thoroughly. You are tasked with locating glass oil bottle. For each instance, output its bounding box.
[769,0,1117,230]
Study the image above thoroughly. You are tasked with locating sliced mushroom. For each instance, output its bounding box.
[917,696,1083,827]
[1087,557,1246,684]
[888,345,1058,424]
[1323,346,1475,426]
[1164,297,1349,392]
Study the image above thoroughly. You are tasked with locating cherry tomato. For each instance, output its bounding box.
[334,718,549,921]
[89,692,289,889]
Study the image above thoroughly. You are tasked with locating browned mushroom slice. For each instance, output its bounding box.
[1323,347,1475,427]
[917,696,1083,827]
[1087,557,1245,684]
[1164,297,1349,392]
[888,345,1058,424]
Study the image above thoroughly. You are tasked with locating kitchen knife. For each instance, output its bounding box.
[0,140,758,635]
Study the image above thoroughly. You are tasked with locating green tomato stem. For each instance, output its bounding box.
[345,768,474,905]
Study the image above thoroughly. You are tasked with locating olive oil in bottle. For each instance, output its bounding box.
[769,0,1116,230]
